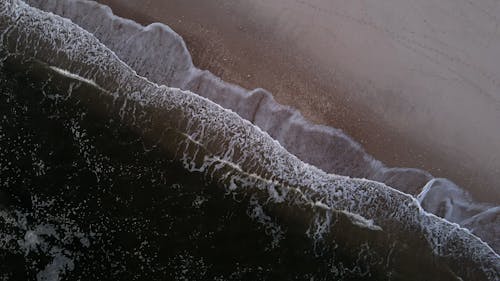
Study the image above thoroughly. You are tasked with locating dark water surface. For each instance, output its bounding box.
[0,60,370,280]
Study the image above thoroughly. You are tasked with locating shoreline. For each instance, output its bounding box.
[96,0,499,204]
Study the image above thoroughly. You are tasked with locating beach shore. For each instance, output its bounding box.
[97,0,500,204]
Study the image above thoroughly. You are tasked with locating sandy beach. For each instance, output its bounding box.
[97,0,500,204]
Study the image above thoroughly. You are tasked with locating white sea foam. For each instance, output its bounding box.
[418,178,500,250]
[0,196,88,281]
[24,0,433,195]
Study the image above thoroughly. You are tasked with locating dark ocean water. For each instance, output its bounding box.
[0,59,374,280]
[0,60,285,280]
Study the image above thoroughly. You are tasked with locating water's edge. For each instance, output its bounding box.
[24,0,499,252]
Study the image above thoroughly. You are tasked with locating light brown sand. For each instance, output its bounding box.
[97,0,499,204]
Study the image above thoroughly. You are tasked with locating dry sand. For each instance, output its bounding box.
[97,0,500,204]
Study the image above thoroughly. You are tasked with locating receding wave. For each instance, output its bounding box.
[0,0,498,280]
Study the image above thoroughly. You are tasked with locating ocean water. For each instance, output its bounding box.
[0,1,498,280]
[24,0,499,253]
[0,59,345,280]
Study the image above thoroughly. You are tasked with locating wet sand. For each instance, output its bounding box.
[96,0,500,204]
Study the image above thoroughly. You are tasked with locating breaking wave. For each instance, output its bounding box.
[25,0,500,253]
